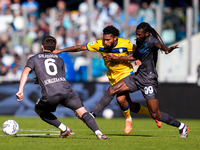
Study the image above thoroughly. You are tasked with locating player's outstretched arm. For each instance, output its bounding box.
[103,54,142,67]
[16,67,31,102]
[52,44,87,54]
[156,43,179,54]
[103,53,136,61]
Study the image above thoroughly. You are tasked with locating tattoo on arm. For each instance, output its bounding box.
[116,54,136,61]
[61,44,87,52]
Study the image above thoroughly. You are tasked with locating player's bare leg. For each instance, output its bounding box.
[146,99,189,137]
[126,95,162,128]
[116,94,132,134]
[117,93,162,130]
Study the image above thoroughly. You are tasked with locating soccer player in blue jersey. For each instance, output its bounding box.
[93,22,189,137]
[16,36,109,140]
[53,25,161,134]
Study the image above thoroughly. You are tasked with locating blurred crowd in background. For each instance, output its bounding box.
[0,0,193,82]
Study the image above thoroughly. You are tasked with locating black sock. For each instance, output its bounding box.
[40,111,61,128]
[131,102,141,113]
[91,92,114,116]
[159,112,180,127]
[82,112,99,132]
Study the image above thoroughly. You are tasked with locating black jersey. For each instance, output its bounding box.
[26,52,71,97]
[135,35,160,79]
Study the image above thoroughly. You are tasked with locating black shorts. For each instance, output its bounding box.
[122,74,158,100]
[35,89,84,112]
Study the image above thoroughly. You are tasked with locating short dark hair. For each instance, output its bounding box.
[103,25,120,36]
[42,36,57,52]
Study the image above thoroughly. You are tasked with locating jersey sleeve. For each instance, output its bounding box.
[86,40,100,52]
[127,41,136,53]
[25,56,35,70]
[149,36,160,47]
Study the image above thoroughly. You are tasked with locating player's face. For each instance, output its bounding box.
[103,34,117,49]
[135,29,149,47]
[136,29,146,43]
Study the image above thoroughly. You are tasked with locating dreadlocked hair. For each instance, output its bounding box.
[136,22,165,52]
[103,25,120,36]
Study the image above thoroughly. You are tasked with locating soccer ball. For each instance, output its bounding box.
[102,108,114,119]
[2,120,19,135]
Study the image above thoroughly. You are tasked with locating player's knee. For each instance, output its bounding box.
[116,96,125,104]
[75,107,87,118]
[34,107,43,116]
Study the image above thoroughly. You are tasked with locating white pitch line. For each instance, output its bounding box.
[20,129,59,132]
[18,134,58,136]
[0,132,75,136]
[17,132,75,136]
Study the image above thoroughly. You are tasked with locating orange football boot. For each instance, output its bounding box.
[124,120,132,134]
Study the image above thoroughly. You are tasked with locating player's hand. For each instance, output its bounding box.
[166,44,179,54]
[16,91,23,102]
[133,59,142,67]
[103,54,117,61]
[52,49,61,55]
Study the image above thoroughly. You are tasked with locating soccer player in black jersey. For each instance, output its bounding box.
[16,36,109,140]
[91,22,189,138]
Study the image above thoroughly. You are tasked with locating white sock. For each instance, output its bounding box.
[95,130,103,135]
[178,122,184,130]
[126,117,132,121]
[58,123,67,131]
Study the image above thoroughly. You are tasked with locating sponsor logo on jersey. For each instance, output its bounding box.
[139,48,149,54]
[89,42,95,45]
[119,48,123,53]
[139,43,149,54]
[44,77,66,85]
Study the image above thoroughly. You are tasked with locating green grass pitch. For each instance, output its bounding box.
[0,116,199,150]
